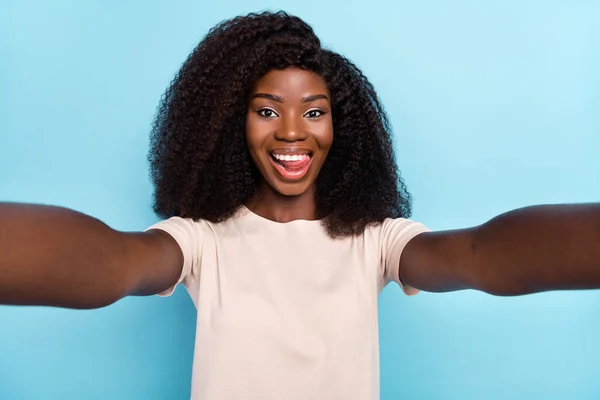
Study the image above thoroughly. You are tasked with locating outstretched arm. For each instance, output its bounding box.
[0,203,183,309]
[400,203,600,296]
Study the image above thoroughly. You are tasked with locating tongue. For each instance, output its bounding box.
[279,157,311,170]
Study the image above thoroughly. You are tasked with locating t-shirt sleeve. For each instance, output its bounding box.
[378,218,430,295]
[144,216,202,297]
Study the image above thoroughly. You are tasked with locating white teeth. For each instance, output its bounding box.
[272,153,308,162]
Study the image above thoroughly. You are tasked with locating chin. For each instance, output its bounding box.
[271,180,313,197]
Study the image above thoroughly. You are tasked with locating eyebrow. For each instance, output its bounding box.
[252,93,284,102]
[251,93,329,103]
[302,94,329,102]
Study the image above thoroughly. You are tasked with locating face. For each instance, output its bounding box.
[246,68,334,197]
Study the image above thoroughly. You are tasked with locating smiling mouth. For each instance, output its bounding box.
[269,152,313,180]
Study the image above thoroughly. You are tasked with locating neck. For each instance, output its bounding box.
[245,182,318,223]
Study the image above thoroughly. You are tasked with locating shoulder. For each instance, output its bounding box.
[365,217,430,244]
[146,215,211,232]
[145,215,223,245]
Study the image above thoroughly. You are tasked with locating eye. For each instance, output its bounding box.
[257,108,278,119]
[304,109,325,119]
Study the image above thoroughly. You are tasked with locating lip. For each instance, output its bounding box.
[268,152,314,181]
[270,147,313,156]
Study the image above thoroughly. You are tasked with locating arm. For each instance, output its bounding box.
[399,203,600,296]
[0,203,183,309]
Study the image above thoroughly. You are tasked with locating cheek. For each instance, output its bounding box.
[245,128,268,170]
[316,121,334,150]
[245,114,274,151]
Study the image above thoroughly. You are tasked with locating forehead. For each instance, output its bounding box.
[252,68,329,96]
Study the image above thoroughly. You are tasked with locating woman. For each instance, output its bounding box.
[1,11,598,400]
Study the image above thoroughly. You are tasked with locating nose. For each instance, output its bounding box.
[274,113,308,142]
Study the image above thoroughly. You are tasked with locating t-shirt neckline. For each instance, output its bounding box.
[240,205,324,227]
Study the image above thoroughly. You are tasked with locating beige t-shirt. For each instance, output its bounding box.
[147,206,429,400]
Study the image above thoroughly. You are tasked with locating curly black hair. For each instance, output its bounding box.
[149,11,413,237]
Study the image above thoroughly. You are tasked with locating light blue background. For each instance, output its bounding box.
[1,1,599,399]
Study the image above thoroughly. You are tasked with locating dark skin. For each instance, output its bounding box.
[0,67,598,309]
[245,68,333,222]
